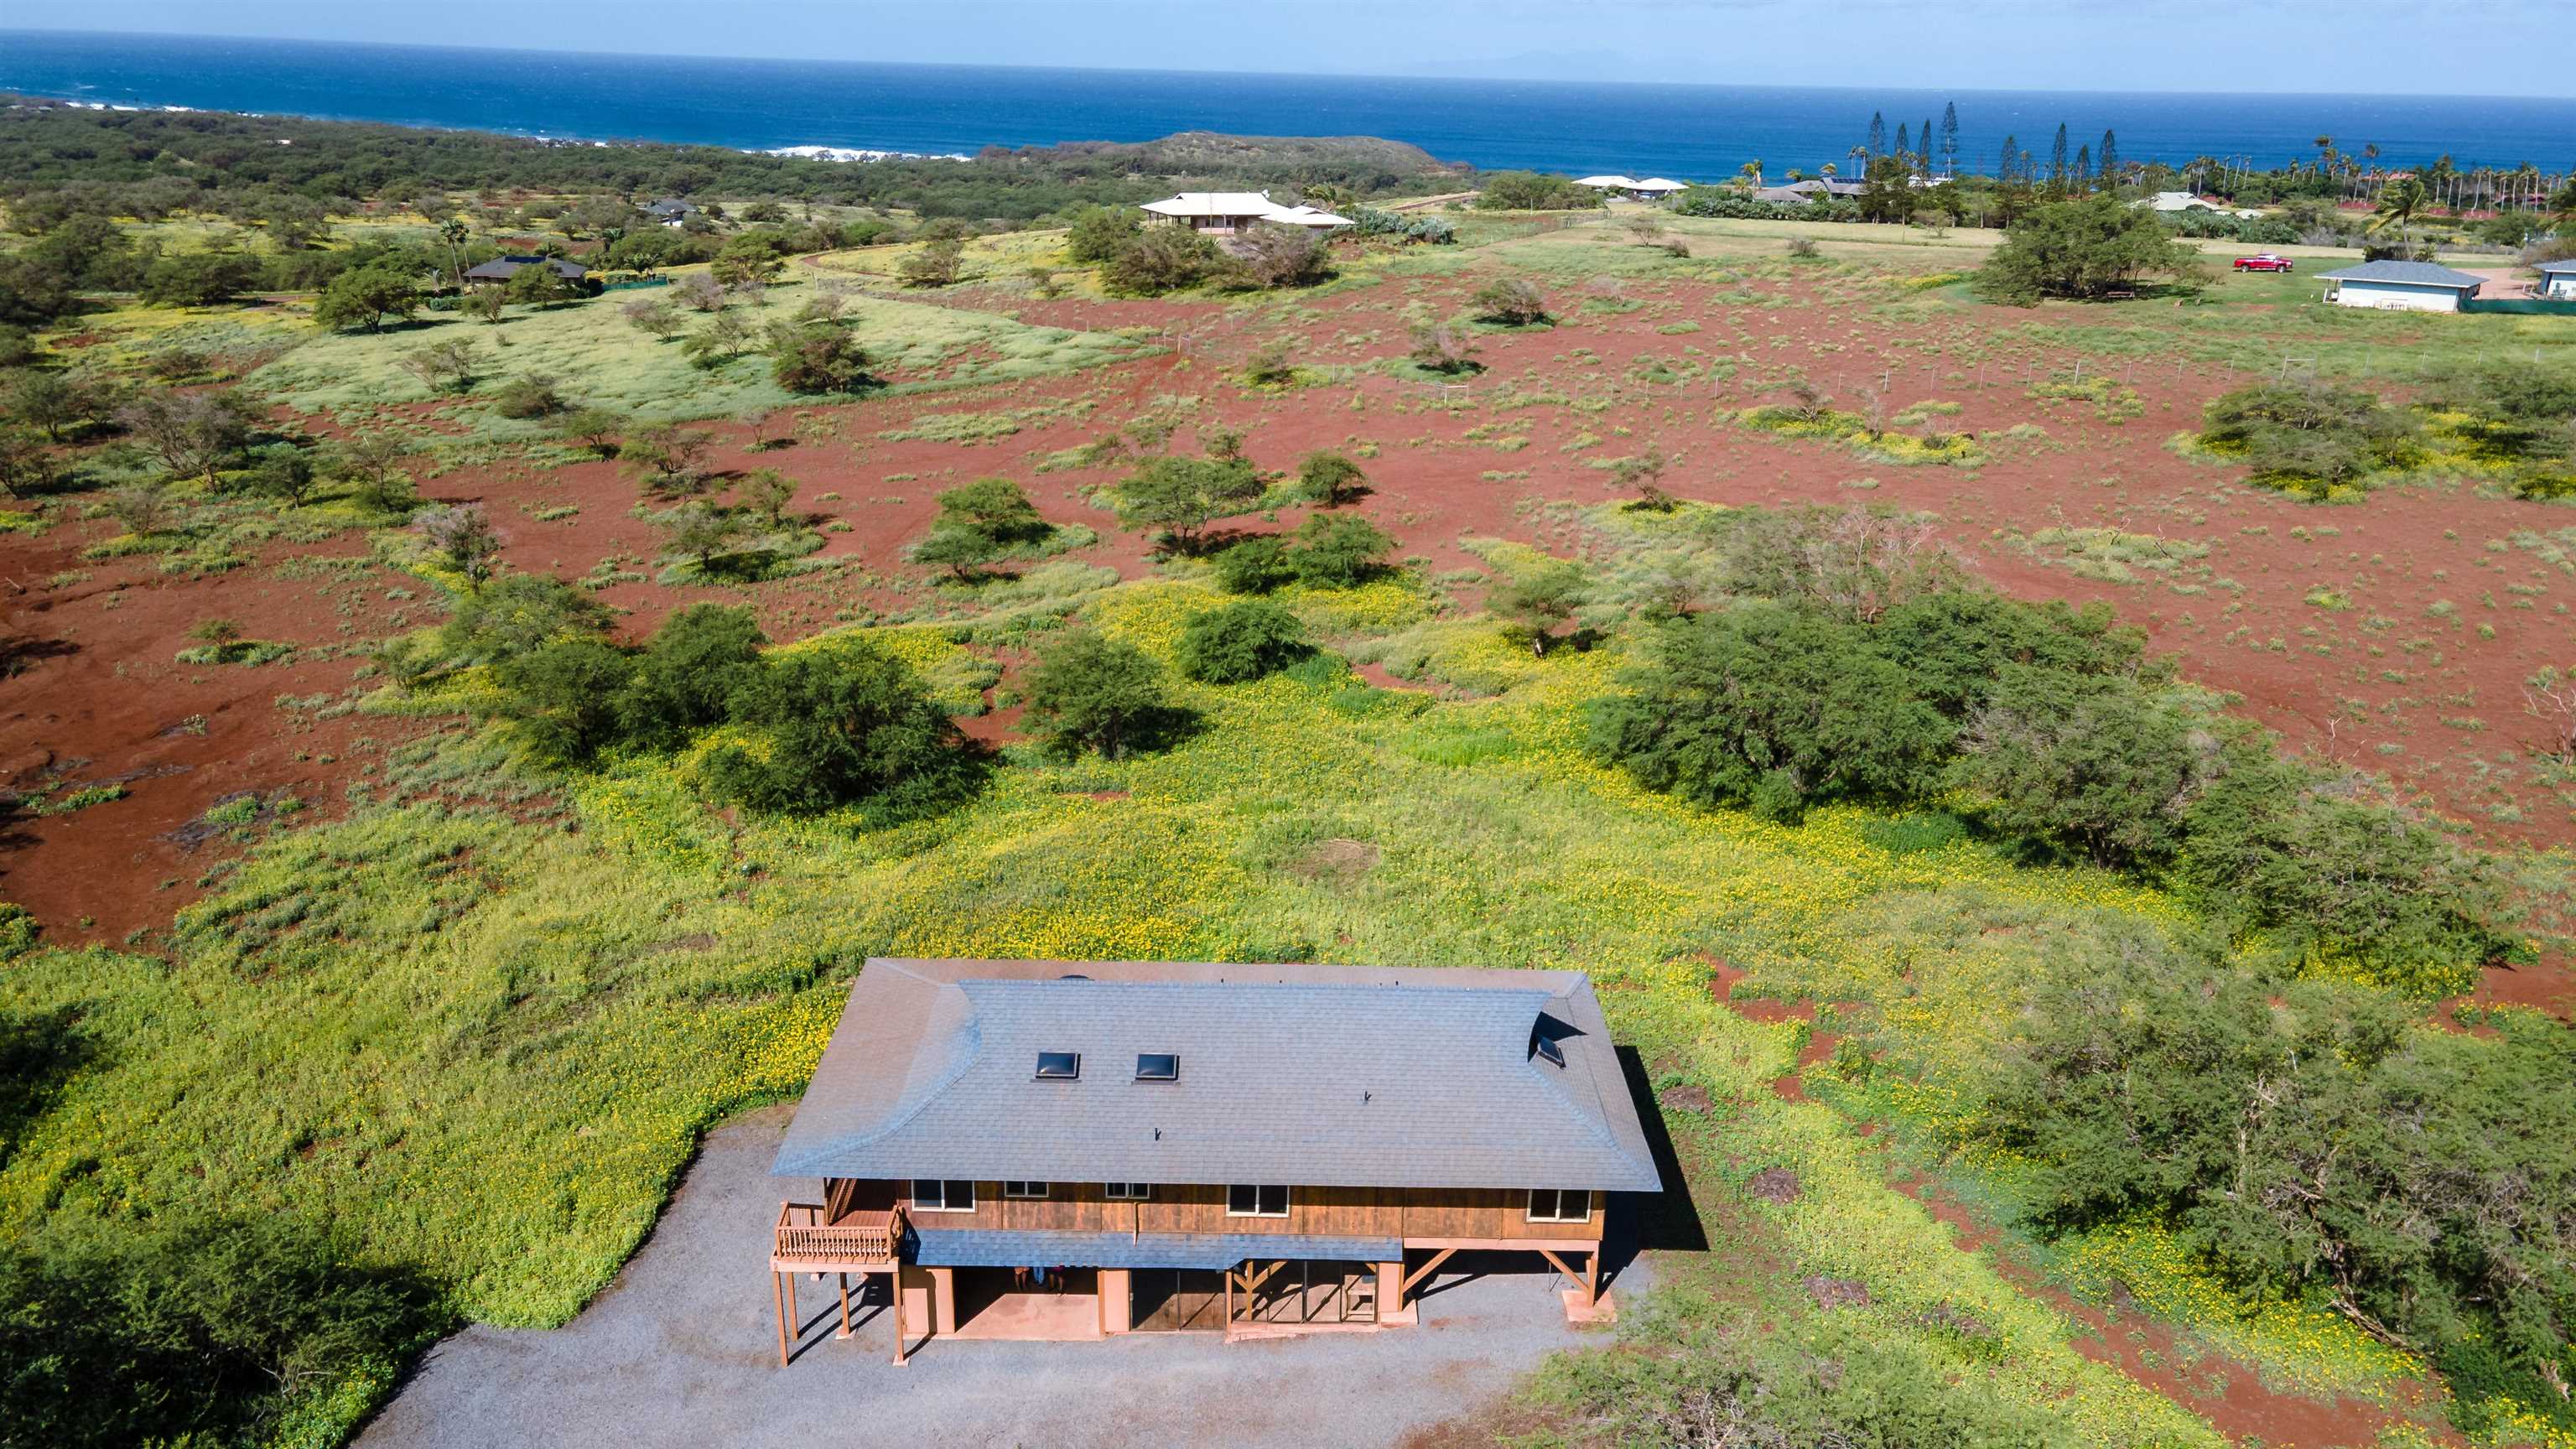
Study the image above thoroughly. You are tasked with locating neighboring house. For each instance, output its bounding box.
[1573,174,1639,192]
[766,958,1662,1363]
[1265,203,1357,231]
[644,198,697,226]
[2537,260,2576,300]
[1774,178,1864,200]
[460,255,589,286]
[1752,185,1813,205]
[2318,259,2488,313]
[2147,190,2215,213]
[1138,190,1350,235]
[1629,178,1689,199]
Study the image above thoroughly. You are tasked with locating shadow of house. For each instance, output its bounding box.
[1602,1044,1709,1288]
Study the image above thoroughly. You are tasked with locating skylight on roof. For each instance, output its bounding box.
[1535,1035,1566,1067]
[1035,1051,1081,1080]
[1135,1052,1179,1082]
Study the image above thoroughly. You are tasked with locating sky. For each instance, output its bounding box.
[17,1,2573,97]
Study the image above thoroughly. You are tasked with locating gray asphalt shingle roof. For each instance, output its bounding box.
[2318,260,2486,288]
[460,255,587,282]
[2537,260,2576,274]
[771,960,1662,1193]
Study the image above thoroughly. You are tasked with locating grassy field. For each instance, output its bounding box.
[246,270,1158,425]
[9,560,2550,1445]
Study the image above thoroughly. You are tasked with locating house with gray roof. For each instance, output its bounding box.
[766,958,1662,1363]
[2319,259,2487,313]
[2536,259,2576,301]
[459,254,588,286]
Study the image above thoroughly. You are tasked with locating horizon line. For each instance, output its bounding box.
[3,25,2568,107]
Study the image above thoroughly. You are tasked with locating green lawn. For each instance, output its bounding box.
[247,272,1158,425]
[9,566,2526,1446]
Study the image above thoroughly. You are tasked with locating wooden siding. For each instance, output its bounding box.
[837,1181,1607,1243]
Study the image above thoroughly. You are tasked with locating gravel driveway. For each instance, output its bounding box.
[358,1105,1639,1449]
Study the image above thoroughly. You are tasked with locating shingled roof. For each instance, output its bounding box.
[772,959,1662,1193]
[2319,260,2485,288]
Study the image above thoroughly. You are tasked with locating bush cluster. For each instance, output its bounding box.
[1590,589,2516,995]
[1212,513,1394,593]
[455,595,983,820]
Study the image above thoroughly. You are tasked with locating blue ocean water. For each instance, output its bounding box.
[2,29,2570,179]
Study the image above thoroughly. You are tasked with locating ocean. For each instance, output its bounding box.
[3,29,2571,180]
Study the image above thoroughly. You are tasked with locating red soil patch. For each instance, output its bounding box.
[1890,1174,2444,1449]
[2,522,425,946]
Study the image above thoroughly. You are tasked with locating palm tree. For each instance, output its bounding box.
[1740,159,1765,191]
[2368,176,2432,257]
[2548,176,2576,230]
[438,216,470,291]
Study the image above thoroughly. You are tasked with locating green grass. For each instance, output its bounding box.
[247,273,1157,425]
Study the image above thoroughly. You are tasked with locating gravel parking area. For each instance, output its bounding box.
[358,1106,1641,1449]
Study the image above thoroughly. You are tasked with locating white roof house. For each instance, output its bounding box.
[1139,191,1353,233]
[1268,204,1357,229]
[2318,260,2488,314]
[1574,174,1640,190]
[1630,178,1689,195]
[2146,191,2214,213]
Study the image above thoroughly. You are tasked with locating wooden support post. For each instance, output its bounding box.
[891,1269,908,1366]
[836,1273,852,1340]
[785,1268,797,1333]
[772,1271,789,1368]
[1223,1263,1235,1332]
[1584,1248,1601,1310]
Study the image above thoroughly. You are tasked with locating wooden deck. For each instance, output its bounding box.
[771,1202,904,1271]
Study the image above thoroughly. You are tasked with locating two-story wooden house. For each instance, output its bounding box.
[766,958,1662,1363]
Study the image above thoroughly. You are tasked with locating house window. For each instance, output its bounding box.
[1227,1184,1290,1218]
[911,1179,976,1213]
[1104,1182,1150,1201]
[1135,1053,1179,1082]
[1035,1052,1080,1080]
[1526,1188,1592,1224]
[1002,1181,1051,1199]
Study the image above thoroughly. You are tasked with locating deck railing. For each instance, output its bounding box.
[774,1202,905,1264]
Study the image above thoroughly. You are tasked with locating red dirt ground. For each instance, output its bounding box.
[9,251,2576,1018]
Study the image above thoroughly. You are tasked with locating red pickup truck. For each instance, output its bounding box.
[2232,254,2295,273]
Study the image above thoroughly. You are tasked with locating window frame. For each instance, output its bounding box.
[1034,1051,1081,1081]
[1226,1183,1291,1218]
[1524,1187,1593,1224]
[1001,1180,1051,1200]
[911,1179,978,1213]
[1134,1052,1180,1082]
[1103,1182,1150,1202]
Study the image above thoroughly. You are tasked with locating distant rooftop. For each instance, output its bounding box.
[771,958,1662,1193]
[2319,260,2487,288]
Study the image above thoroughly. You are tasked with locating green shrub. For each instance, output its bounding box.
[495,637,635,762]
[1021,631,1180,760]
[1982,939,2576,1410]
[2197,383,2420,499]
[1176,600,1308,683]
[438,574,615,667]
[489,373,566,420]
[617,604,767,745]
[1290,512,1394,589]
[1971,195,2205,304]
[1588,603,1953,823]
[1213,536,1295,594]
[1062,205,1142,263]
[697,646,984,819]
[1291,450,1368,507]
[1101,227,1219,295]
[0,1214,444,1449]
